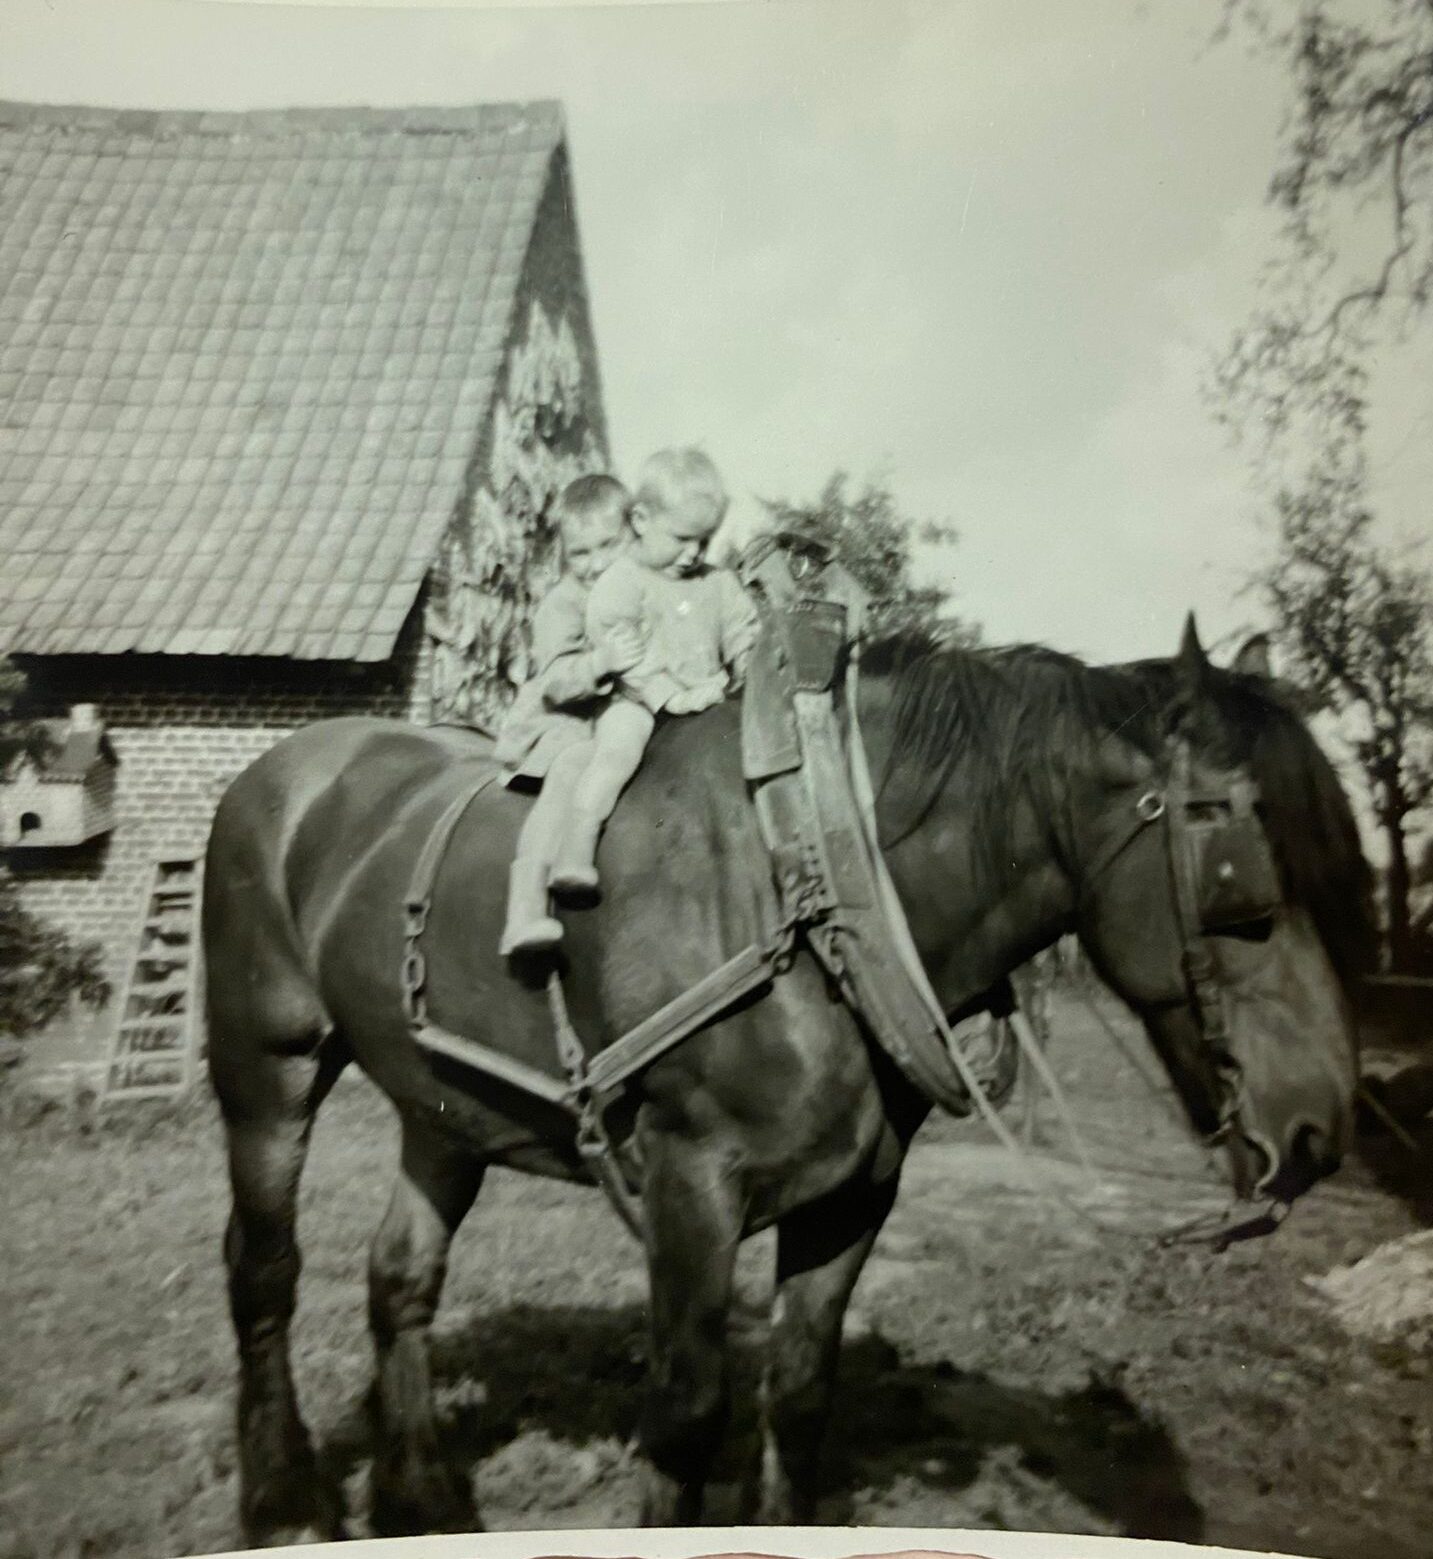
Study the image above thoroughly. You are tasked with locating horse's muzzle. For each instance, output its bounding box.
[1232,1114,1344,1204]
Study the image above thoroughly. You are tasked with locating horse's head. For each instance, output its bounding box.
[1070,617,1371,1203]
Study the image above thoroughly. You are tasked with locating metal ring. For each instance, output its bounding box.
[402,948,426,993]
[1135,790,1166,822]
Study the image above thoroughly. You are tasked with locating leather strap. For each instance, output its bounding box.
[743,574,1013,1119]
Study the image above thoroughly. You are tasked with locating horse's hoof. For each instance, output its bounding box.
[242,1470,348,1549]
[370,1461,477,1538]
[249,1520,349,1549]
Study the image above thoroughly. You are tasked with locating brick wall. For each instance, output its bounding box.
[2,153,609,1089]
[5,607,431,1078]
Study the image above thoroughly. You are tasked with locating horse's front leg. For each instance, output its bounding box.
[637,1129,745,1525]
[367,1120,486,1536]
[754,1173,899,1523]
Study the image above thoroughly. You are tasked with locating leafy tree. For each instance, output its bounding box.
[748,472,980,643]
[0,658,110,1042]
[1211,1,1433,968]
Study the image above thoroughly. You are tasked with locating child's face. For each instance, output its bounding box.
[632,499,721,579]
[562,515,626,586]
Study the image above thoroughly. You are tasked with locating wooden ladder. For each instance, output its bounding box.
[101,857,205,1104]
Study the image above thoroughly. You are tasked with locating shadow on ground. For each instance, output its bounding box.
[313,1301,1202,1540]
[1355,1065,1433,1226]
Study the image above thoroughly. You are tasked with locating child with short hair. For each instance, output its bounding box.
[495,473,642,955]
[547,447,760,895]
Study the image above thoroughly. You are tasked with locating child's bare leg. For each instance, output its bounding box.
[499,742,592,955]
[550,702,656,896]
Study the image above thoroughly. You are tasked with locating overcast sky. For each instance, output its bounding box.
[4,0,1430,669]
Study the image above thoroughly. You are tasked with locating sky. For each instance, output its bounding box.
[3,0,1430,671]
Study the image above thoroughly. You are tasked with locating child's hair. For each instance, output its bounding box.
[634,447,728,531]
[554,472,630,543]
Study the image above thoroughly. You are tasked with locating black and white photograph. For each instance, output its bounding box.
[1,2,1431,1557]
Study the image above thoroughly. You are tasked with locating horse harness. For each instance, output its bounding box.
[401,536,1289,1249]
[1082,733,1283,1091]
[400,779,802,1241]
[1068,727,1289,1245]
[399,534,1018,1238]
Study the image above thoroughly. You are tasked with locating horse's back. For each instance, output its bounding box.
[204,716,498,1082]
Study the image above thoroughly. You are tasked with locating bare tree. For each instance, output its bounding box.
[1213,0,1433,449]
[1211,1,1433,967]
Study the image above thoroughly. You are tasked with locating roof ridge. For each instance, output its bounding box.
[0,99,566,139]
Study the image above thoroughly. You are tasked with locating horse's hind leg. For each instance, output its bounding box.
[753,1173,899,1523]
[367,1118,485,1536]
[218,1041,349,1546]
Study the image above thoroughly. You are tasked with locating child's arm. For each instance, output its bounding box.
[586,568,684,714]
[717,571,762,689]
[666,676,727,716]
[529,589,632,710]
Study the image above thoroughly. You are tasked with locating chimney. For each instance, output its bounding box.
[69,703,99,731]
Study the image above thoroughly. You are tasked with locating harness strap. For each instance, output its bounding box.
[402,764,796,1238]
[542,930,797,1245]
[1081,789,1167,889]
[402,772,501,1029]
[743,572,1015,1119]
[547,972,647,1243]
[843,641,1020,1118]
[582,929,794,1098]
[411,1023,572,1108]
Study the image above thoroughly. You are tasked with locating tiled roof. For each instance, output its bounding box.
[0,101,565,660]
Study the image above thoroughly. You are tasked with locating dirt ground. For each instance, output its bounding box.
[2,988,1431,1559]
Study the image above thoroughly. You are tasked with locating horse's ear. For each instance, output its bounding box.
[1231,632,1273,679]
[1175,613,1210,691]
[1168,613,1213,734]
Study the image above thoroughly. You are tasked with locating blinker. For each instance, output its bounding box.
[1184,775,1282,932]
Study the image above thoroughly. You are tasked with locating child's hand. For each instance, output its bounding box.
[667,678,727,716]
[597,625,645,677]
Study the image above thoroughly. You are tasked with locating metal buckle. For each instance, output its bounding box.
[1136,790,1166,822]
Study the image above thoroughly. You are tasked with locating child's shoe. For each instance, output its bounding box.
[499,854,564,956]
[549,808,603,899]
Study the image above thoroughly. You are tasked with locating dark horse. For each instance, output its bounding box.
[205,619,1373,1544]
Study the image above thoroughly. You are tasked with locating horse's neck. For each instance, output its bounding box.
[867,698,1079,1012]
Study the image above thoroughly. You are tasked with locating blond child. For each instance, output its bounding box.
[495,474,642,955]
[547,448,760,896]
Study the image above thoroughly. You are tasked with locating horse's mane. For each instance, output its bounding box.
[862,629,1378,984]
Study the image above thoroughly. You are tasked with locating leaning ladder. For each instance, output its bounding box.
[100,857,205,1104]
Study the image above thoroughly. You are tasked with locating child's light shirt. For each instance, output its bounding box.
[495,573,614,778]
[585,555,760,714]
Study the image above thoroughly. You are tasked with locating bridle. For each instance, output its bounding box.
[1078,730,1285,1194]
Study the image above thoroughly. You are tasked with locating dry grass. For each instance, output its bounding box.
[2,993,1431,1559]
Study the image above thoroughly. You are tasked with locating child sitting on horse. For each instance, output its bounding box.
[495,473,643,955]
[544,446,760,898]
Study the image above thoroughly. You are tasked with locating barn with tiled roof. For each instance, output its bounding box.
[0,99,610,1093]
